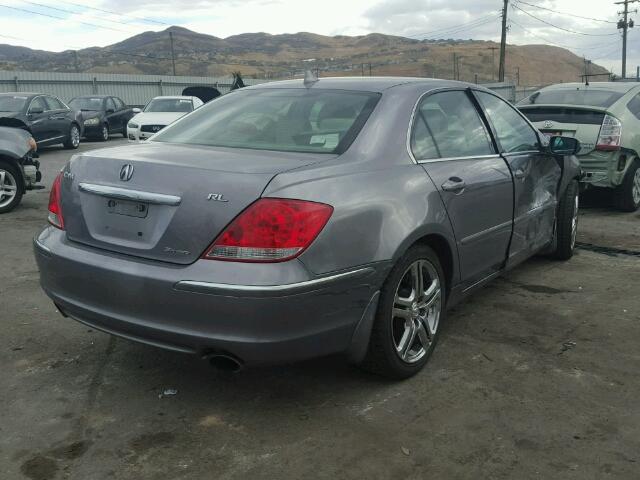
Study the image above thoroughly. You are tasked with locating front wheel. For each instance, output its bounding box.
[552,180,579,260]
[63,124,80,149]
[613,159,640,212]
[0,162,23,213]
[359,245,445,379]
[97,123,109,142]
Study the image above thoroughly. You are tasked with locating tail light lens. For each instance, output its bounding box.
[204,198,333,262]
[48,172,64,229]
[596,114,622,151]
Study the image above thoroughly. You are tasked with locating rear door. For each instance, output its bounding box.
[114,97,132,127]
[411,89,514,287]
[475,91,561,266]
[27,96,51,143]
[44,96,69,139]
[105,97,120,132]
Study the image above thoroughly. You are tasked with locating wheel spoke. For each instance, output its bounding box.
[392,307,413,320]
[397,320,417,360]
[416,321,430,347]
[411,262,424,301]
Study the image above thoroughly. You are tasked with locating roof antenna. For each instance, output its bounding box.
[304,69,318,87]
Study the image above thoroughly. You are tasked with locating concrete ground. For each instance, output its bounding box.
[1,139,639,480]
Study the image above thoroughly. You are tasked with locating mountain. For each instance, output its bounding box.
[0,26,609,85]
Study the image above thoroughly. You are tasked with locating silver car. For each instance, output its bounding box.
[35,78,581,379]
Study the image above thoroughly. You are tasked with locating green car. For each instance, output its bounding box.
[518,82,640,211]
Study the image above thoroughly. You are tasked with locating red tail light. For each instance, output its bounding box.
[596,114,622,151]
[48,172,64,229]
[204,198,333,262]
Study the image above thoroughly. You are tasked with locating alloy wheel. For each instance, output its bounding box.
[102,125,109,141]
[571,193,579,249]
[633,168,640,205]
[0,169,18,209]
[71,125,80,147]
[392,259,442,364]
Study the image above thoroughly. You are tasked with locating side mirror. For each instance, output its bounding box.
[549,136,580,155]
[106,109,114,115]
[132,107,141,114]
[29,107,44,115]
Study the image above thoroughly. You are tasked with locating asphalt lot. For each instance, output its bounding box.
[1,138,639,480]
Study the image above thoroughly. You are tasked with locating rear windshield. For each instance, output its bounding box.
[145,98,193,113]
[152,88,381,154]
[518,89,624,108]
[69,97,104,111]
[0,95,28,113]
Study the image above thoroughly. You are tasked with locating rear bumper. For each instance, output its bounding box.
[579,150,633,188]
[34,227,383,365]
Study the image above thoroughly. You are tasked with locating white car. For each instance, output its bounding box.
[127,96,203,142]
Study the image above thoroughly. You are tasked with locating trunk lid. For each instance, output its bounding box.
[519,105,607,155]
[61,141,332,264]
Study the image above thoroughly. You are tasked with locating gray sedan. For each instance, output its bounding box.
[34,77,581,379]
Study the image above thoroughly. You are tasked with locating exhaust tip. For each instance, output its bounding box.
[207,354,243,373]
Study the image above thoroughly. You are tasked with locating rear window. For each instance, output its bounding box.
[0,95,28,113]
[518,89,624,108]
[519,107,605,125]
[152,88,381,154]
[145,98,193,113]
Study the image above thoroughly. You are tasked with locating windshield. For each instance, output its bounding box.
[145,98,193,112]
[0,95,28,112]
[69,97,104,111]
[152,88,381,154]
[518,89,624,108]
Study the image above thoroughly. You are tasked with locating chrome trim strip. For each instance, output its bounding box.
[78,183,181,206]
[460,220,512,246]
[174,267,375,296]
[418,154,502,164]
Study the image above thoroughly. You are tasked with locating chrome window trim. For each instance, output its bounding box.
[27,95,53,114]
[78,183,182,206]
[406,87,498,164]
[174,267,375,297]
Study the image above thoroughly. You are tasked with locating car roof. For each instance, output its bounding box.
[244,76,477,93]
[537,82,640,93]
[72,95,111,99]
[150,96,196,100]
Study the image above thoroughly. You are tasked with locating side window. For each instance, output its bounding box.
[44,96,64,110]
[627,94,640,120]
[28,97,47,113]
[475,91,539,154]
[106,97,116,112]
[410,90,494,160]
[113,97,125,110]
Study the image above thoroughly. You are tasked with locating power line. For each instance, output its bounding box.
[510,19,621,51]
[512,3,619,36]
[407,14,500,38]
[516,0,617,24]
[0,3,132,33]
[57,0,169,26]
[18,1,141,30]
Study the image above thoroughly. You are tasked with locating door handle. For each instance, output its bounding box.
[513,168,526,180]
[441,177,466,192]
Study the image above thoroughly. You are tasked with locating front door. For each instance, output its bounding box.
[410,89,514,287]
[474,91,562,265]
[27,96,51,143]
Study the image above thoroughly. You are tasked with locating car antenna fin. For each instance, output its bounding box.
[303,69,318,88]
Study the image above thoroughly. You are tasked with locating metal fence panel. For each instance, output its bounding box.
[0,71,267,106]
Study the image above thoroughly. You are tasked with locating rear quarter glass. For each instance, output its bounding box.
[151,88,381,155]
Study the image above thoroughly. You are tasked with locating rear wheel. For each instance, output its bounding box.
[122,122,128,138]
[359,245,445,379]
[613,159,640,212]
[63,123,80,149]
[553,180,579,260]
[0,162,23,213]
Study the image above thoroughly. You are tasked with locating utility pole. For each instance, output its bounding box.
[616,0,638,79]
[498,0,509,82]
[169,31,177,76]
[453,52,457,80]
[73,50,79,73]
[488,47,498,81]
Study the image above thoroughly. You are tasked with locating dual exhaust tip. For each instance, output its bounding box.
[205,353,243,373]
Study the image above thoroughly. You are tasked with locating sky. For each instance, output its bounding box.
[0,0,637,77]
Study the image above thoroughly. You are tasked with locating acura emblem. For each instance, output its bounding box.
[543,120,553,128]
[119,164,134,181]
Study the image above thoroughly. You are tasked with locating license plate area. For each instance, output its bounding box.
[107,198,149,218]
[541,130,563,139]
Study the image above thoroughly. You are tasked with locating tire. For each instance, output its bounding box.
[97,123,109,142]
[0,162,23,214]
[63,123,80,149]
[552,179,579,260]
[613,159,640,212]
[122,123,128,138]
[359,245,445,379]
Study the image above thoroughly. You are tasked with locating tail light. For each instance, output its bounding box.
[48,172,64,229]
[203,198,333,262]
[596,114,622,151]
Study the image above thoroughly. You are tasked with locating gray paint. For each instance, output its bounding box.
[35,77,581,366]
